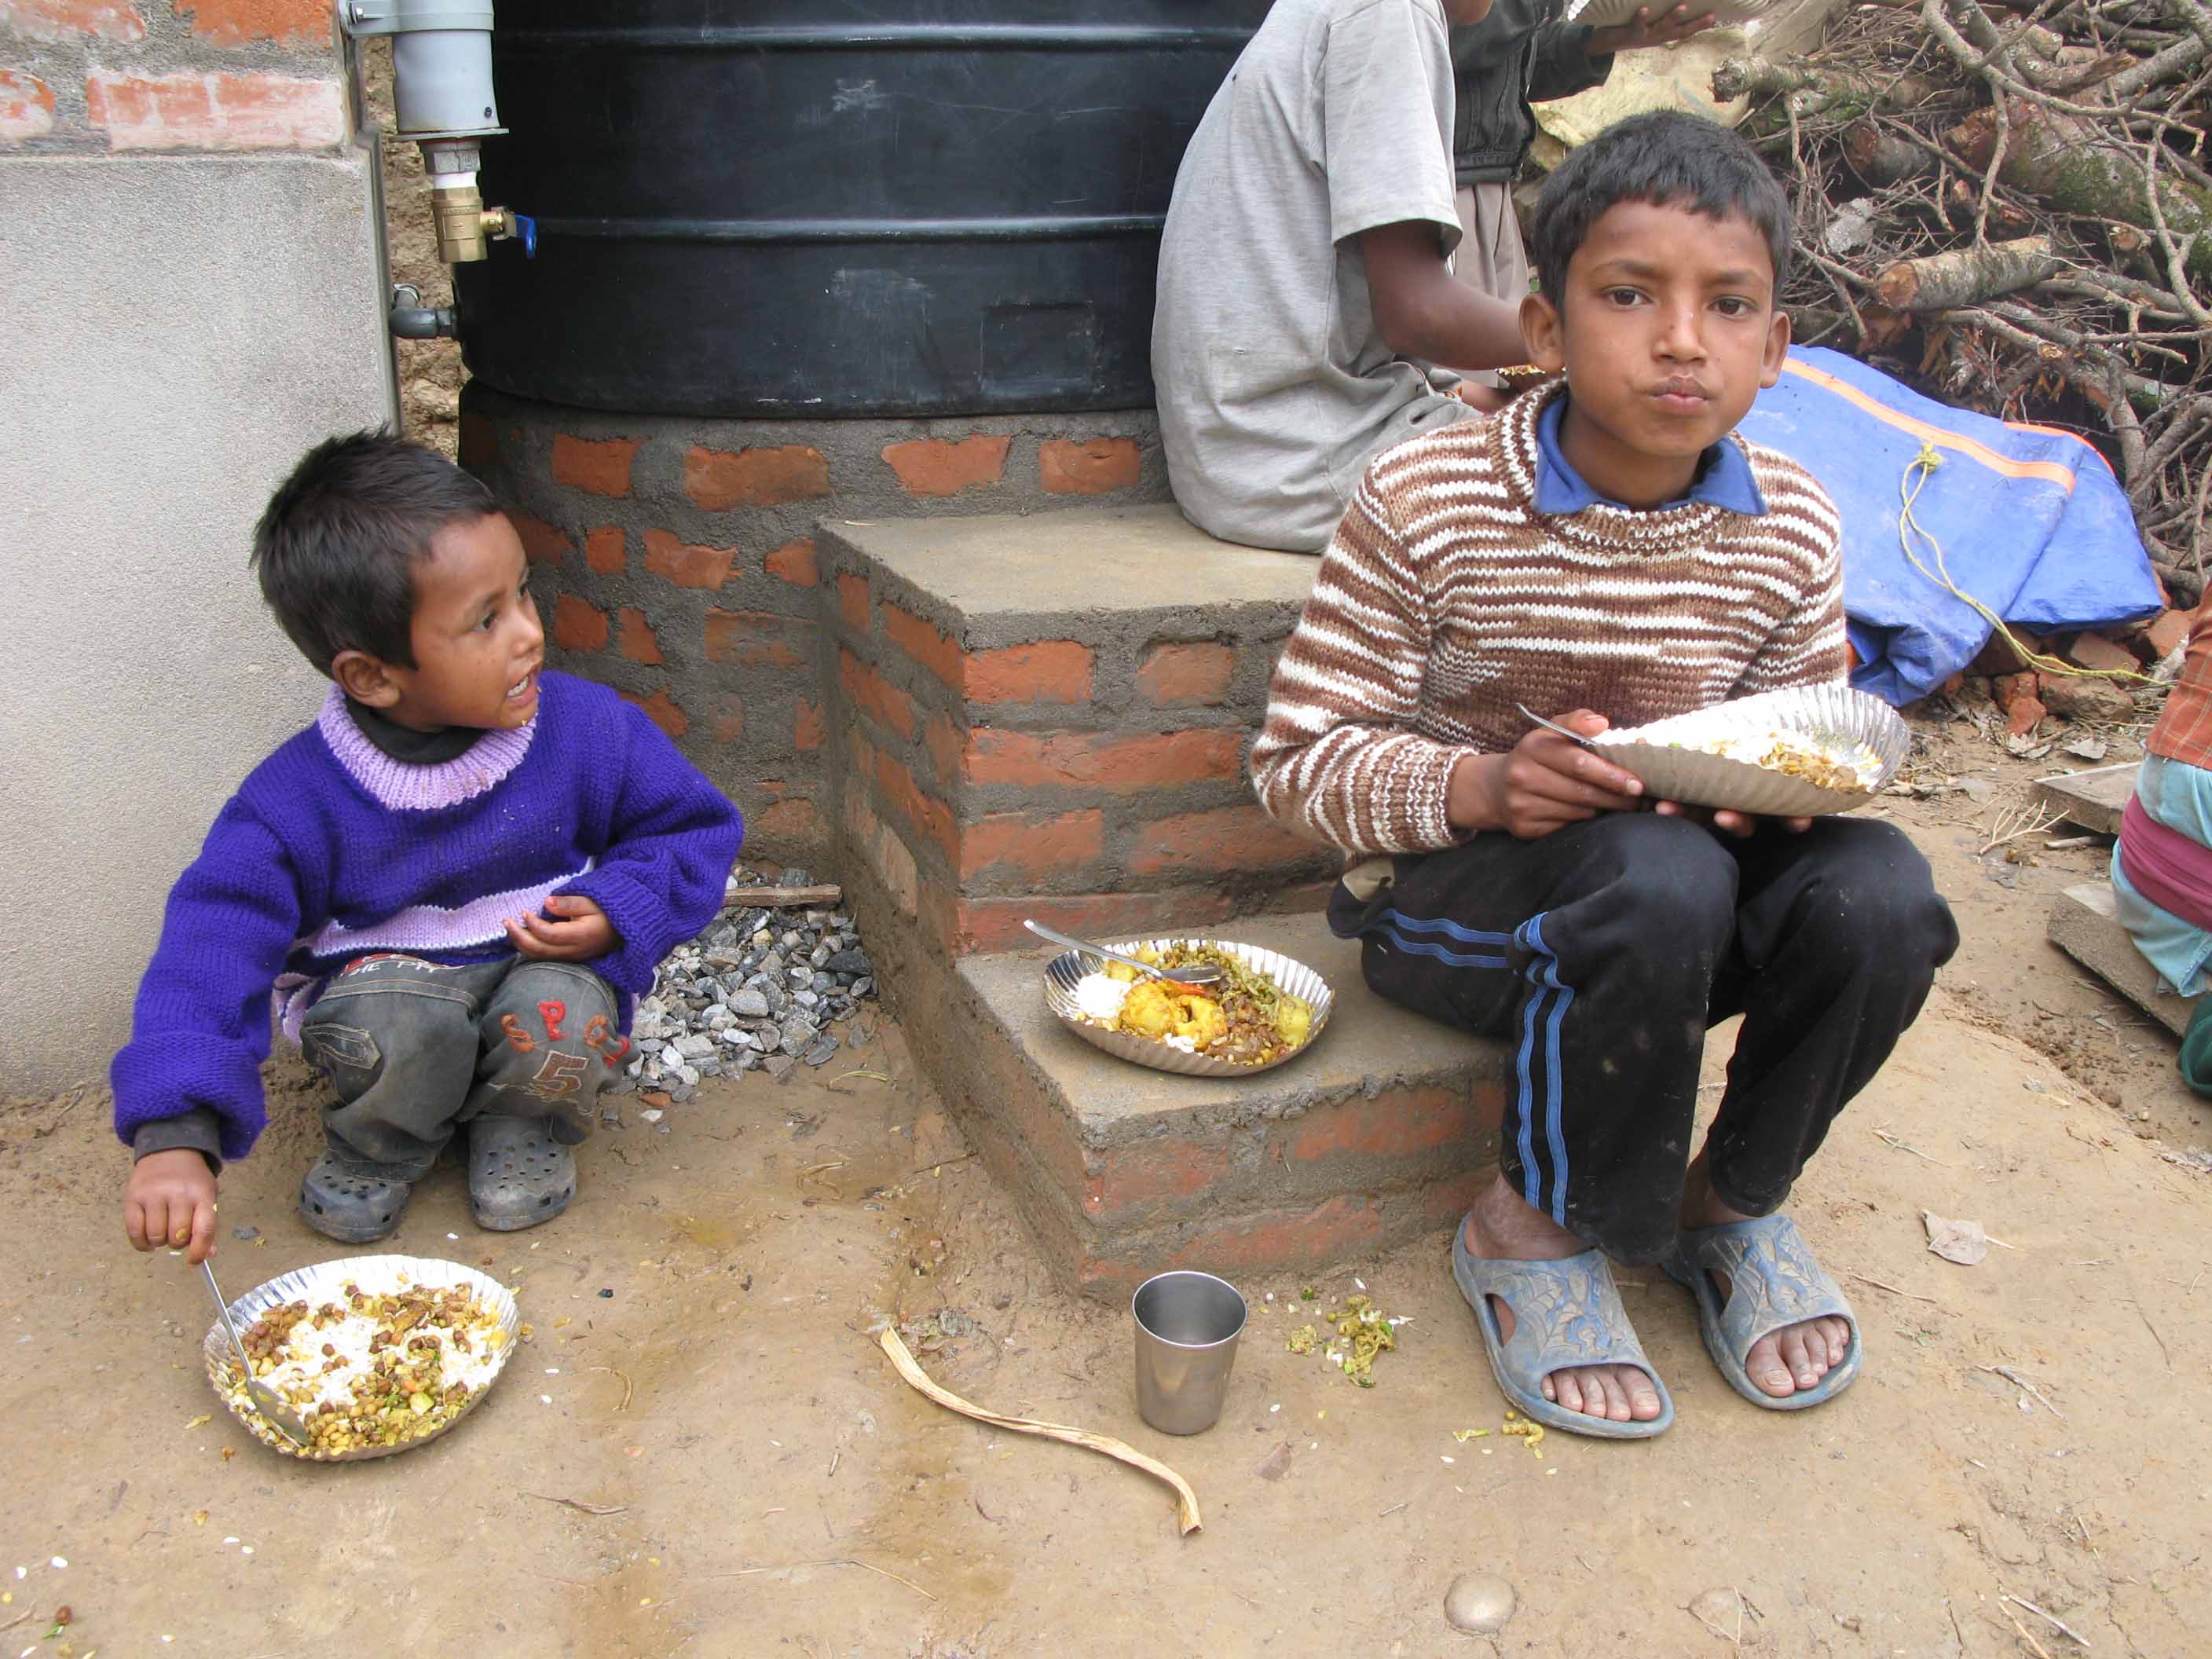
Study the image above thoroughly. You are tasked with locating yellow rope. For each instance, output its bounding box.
[1897,441,2159,686]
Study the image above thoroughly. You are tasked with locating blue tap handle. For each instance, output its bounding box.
[515,213,537,258]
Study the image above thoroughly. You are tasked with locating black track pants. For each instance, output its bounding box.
[1328,813,1958,1264]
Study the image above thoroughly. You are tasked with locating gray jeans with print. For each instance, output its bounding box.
[298,954,624,1180]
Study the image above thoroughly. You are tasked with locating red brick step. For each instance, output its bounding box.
[925,914,1509,1301]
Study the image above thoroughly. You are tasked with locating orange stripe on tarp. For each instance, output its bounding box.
[1781,357,2087,492]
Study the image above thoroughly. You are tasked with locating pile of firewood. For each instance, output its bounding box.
[1717,0,2212,606]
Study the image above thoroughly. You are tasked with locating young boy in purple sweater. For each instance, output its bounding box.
[117,433,744,1259]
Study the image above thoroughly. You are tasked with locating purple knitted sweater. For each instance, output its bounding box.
[112,671,744,1161]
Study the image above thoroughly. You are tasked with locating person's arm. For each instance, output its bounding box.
[554,701,745,996]
[111,803,302,1159]
[112,803,305,1261]
[1527,20,1611,103]
[1324,2,1523,371]
[1361,221,1529,371]
[1251,469,1641,851]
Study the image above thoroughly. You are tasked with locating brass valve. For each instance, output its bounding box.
[430,185,527,264]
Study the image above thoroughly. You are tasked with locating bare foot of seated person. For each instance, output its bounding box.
[1465,1157,1848,1422]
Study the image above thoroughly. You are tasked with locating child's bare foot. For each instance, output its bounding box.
[1463,1177,1666,1424]
[1678,1158,1851,1398]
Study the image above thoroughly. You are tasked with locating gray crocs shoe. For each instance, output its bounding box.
[468,1116,576,1232]
[298,1153,412,1244]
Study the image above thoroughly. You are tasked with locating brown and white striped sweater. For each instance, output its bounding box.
[1251,382,1848,855]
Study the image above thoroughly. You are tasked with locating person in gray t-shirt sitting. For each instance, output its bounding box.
[1151,0,1522,555]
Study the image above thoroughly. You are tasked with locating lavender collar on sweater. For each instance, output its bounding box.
[317,684,537,811]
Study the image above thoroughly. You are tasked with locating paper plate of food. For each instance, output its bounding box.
[1585,683,1910,818]
[203,1254,518,1460]
[1042,937,1332,1079]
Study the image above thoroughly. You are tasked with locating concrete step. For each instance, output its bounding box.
[817,507,1340,961]
[2033,762,2137,837]
[921,912,1511,1300]
[2048,880,2199,1036]
[800,508,1502,1295]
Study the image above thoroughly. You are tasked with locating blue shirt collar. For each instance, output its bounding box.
[1533,390,1767,518]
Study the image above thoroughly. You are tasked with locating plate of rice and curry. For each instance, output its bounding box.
[1042,937,1332,1078]
[203,1254,518,1460]
[1573,684,1911,819]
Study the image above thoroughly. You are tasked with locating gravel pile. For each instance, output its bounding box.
[613,866,877,1103]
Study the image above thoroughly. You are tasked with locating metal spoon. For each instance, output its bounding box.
[1516,703,1602,749]
[1021,919,1226,986]
[201,1258,312,1448]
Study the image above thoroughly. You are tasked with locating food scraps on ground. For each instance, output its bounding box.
[216,1278,507,1455]
[1074,944,1315,1065]
[1324,1296,1397,1387]
[1501,1408,1547,1458]
[1280,1295,1405,1385]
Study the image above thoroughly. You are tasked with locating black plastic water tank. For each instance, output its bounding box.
[454,2,1270,418]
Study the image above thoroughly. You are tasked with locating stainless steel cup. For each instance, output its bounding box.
[1132,1270,1247,1435]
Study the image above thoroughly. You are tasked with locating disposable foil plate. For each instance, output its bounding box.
[1043,937,1333,1079]
[1566,0,1782,28]
[1591,683,1909,816]
[203,1253,519,1462]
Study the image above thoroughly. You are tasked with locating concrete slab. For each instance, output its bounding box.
[958,914,1485,1146]
[2034,762,2138,837]
[1,150,391,1086]
[824,504,1318,646]
[2049,880,2197,1036]
[935,912,1510,1298]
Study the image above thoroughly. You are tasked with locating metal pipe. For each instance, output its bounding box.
[388,283,456,339]
[342,1,523,265]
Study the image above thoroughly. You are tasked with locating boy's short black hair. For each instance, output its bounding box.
[1530,110,1793,310]
[251,429,501,674]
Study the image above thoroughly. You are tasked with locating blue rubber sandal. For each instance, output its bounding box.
[1452,1220,1674,1440]
[1664,1215,1862,1411]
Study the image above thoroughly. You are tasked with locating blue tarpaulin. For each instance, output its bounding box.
[1737,346,2163,705]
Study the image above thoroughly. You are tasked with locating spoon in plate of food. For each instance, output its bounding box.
[201,1259,313,1448]
[1022,919,1228,987]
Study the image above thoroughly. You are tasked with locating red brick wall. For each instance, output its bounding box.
[462,386,1173,873]
[817,531,1338,959]
[2,0,345,152]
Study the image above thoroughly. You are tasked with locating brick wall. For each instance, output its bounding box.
[817,511,1341,960]
[1,0,345,152]
[460,384,1172,871]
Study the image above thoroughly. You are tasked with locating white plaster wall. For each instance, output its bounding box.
[0,150,394,1090]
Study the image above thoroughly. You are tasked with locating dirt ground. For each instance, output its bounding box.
[49,42,2192,1659]
[2,712,2207,1659]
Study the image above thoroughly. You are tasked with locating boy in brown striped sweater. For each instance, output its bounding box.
[1251,112,1957,1438]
